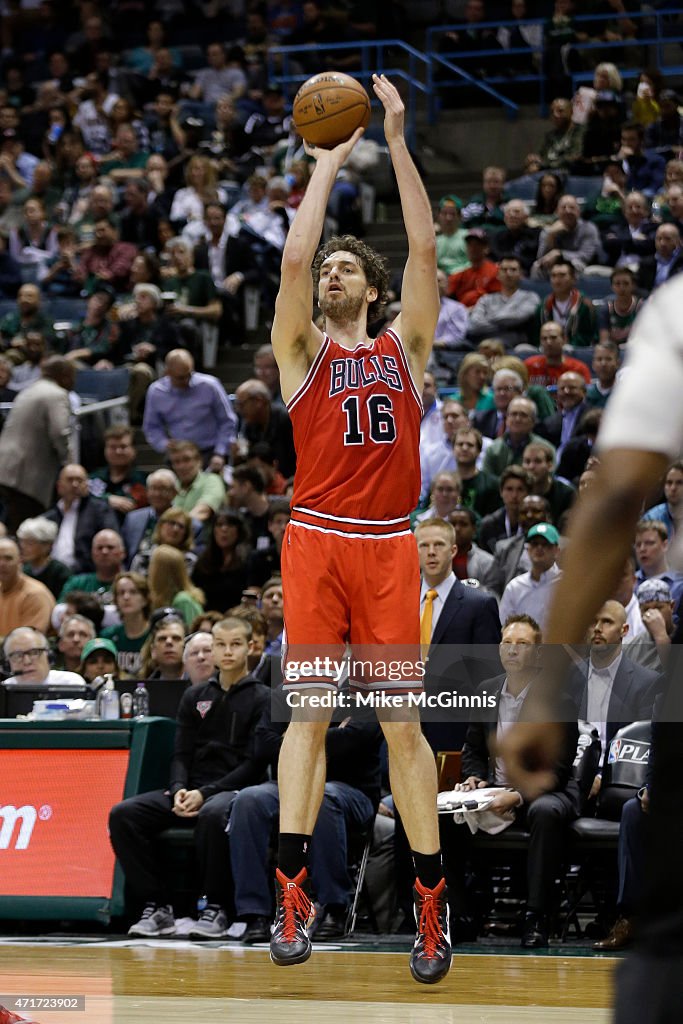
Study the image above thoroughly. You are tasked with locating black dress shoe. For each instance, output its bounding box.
[521,912,548,949]
[314,906,347,940]
[242,915,271,944]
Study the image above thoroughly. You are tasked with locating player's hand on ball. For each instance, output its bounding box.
[303,125,365,165]
[372,73,405,142]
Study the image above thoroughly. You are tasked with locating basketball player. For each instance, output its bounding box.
[269,74,451,983]
[501,274,683,1022]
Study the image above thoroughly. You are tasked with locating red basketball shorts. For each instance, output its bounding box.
[280,522,421,692]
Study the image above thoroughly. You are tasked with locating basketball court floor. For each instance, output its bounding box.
[1,934,617,1023]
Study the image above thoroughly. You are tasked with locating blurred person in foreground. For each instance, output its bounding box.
[500,274,683,1024]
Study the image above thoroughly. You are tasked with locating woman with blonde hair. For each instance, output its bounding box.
[130,508,197,576]
[148,545,205,626]
[450,352,494,412]
[169,154,228,225]
[572,62,623,125]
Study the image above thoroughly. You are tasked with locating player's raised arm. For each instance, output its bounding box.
[272,129,364,390]
[372,73,438,378]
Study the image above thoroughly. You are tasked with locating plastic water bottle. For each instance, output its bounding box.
[132,681,150,719]
[99,675,120,720]
[120,692,133,719]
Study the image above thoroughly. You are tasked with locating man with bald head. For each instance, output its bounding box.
[483,396,549,477]
[57,529,126,604]
[234,377,296,478]
[489,201,540,272]
[44,464,119,573]
[0,539,55,635]
[538,371,589,455]
[142,349,237,469]
[531,195,601,279]
[637,222,683,292]
[573,599,660,802]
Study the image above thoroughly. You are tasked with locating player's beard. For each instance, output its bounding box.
[320,290,365,325]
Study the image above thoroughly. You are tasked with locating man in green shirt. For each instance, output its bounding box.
[483,397,551,478]
[100,124,150,183]
[435,195,469,276]
[169,439,225,522]
[89,424,149,522]
[58,529,126,605]
[0,283,55,350]
[453,426,502,517]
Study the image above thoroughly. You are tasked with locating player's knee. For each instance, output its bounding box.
[381,718,423,754]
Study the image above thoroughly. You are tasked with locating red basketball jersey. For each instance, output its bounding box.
[287,328,423,537]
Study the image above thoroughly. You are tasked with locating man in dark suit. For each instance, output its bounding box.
[391,516,502,926]
[415,515,501,754]
[570,600,660,801]
[483,494,551,597]
[121,468,179,568]
[602,191,656,269]
[478,466,533,554]
[538,372,590,456]
[44,463,119,573]
[637,222,683,292]
[472,368,524,440]
[442,614,581,947]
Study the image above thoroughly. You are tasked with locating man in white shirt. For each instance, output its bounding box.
[4,627,84,686]
[585,600,628,763]
[498,522,561,629]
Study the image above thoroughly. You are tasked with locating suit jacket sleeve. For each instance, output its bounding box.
[45,388,72,465]
[472,593,503,645]
[461,719,491,781]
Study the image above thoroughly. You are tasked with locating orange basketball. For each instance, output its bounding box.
[292,72,371,149]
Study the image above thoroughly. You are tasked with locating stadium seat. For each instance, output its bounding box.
[564,176,603,200]
[177,45,206,71]
[506,174,542,201]
[520,279,552,299]
[75,367,130,401]
[561,720,652,938]
[578,276,613,301]
[48,298,88,322]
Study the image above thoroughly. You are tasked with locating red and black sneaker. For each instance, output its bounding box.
[269,867,317,966]
[409,877,452,984]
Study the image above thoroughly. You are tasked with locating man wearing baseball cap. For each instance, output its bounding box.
[498,523,561,630]
[624,578,676,672]
[447,227,501,308]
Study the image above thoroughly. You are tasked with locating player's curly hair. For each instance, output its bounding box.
[312,234,390,323]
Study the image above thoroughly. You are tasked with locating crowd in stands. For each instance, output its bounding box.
[0,0,676,950]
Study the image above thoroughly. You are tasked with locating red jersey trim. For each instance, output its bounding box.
[293,504,410,526]
[286,335,330,412]
[289,517,412,540]
[386,327,423,412]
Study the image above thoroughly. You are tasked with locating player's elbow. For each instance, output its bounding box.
[411,235,437,263]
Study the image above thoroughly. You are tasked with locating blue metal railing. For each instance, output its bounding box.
[266,10,683,136]
[426,8,683,119]
[267,40,430,150]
